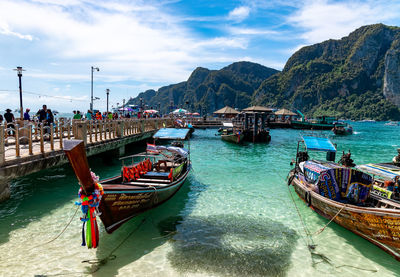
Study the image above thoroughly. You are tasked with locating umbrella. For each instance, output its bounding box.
[119,107,133,111]
[172,108,188,114]
[144,109,158,113]
[192,112,200,116]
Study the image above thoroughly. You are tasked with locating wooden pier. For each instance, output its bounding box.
[0,118,173,202]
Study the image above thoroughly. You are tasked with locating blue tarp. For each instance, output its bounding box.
[153,128,190,140]
[303,136,336,152]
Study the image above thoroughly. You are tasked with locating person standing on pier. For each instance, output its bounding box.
[85,110,92,120]
[4,108,15,135]
[36,105,47,122]
[23,108,31,121]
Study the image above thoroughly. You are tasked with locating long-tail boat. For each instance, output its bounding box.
[288,136,400,261]
[219,122,244,144]
[332,123,353,135]
[64,139,191,240]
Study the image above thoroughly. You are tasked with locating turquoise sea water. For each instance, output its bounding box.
[0,121,400,276]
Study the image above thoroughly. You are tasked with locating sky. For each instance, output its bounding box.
[0,0,400,113]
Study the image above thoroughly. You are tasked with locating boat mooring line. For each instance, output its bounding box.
[30,205,80,250]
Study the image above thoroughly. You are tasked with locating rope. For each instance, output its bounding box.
[30,205,80,250]
[81,218,147,267]
[312,204,346,236]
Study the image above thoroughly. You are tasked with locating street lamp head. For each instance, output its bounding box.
[106,88,110,94]
[94,97,100,100]
[14,66,25,76]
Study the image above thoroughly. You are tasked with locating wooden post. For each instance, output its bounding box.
[116,121,124,138]
[76,121,88,145]
[34,122,39,140]
[28,124,33,155]
[40,124,44,153]
[0,124,5,166]
[55,120,59,138]
[59,122,63,150]
[99,121,103,141]
[94,122,98,142]
[50,123,54,151]
[141,120,145,133]
[261,114,265,131]
[15,124,20,158]
[88,121,92,143]
[67,123,71,139]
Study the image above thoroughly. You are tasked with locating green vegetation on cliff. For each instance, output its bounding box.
[254,23,400,120]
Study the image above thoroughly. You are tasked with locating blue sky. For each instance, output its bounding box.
[0,0,400,113]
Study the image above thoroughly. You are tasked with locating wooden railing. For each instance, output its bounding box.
[0,118,173,166]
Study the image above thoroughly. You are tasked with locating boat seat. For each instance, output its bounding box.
[124,181,171,187]
[143,171,170,178]
[136,177,170,183]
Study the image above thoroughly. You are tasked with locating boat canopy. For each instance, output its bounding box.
[303,136,336,152]
[156,146,189,158]
[222,122,233,127]
[356,163,400,180]
[153,128,190,140]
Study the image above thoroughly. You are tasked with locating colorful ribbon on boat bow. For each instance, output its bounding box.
[75,173,104,249]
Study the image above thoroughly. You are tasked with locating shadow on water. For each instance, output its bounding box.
[167,214,298,277]
[89,174,205,276]
[326,219,400,275]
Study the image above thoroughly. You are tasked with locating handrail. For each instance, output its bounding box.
[0,118,172,163]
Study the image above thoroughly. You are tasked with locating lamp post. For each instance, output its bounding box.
[90,66,100,111]
[106,89,110,113]
[13,66,25,120]
[123,99,125,117]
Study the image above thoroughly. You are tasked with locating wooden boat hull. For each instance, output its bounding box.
[291,121,345,130]
[333,128,353,135]
[99,163,191,233]
[221,133,244,144]
[290,175,400,261]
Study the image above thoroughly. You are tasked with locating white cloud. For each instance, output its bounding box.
[228,6,250,22]
[228,27,279,36]
[0,22,33,40]
[288,0,400,43]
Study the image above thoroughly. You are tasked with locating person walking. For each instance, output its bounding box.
[4,108,15,135]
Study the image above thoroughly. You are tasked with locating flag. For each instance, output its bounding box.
[146,143,159,153]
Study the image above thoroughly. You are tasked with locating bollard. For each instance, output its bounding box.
[141,120,145,133]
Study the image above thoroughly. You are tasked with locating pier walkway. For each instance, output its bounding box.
[0,118,173,202]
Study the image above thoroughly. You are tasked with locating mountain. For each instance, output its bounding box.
[253,23,400,120]
[126,61,279,114]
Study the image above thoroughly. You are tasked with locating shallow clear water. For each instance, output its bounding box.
[0,122,399,276]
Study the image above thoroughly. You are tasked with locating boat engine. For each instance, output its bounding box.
[393,148,400,166]
[339,150,355,167]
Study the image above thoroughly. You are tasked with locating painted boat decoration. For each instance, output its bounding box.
[64,139,191,247]
[288,136,400,261]
[356,163,400,202]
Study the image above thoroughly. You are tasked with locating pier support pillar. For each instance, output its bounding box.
[0,125,5,166]
[116,121,124,138]
[244,113,249,130]
[76,121,88,145]
[261,114,265,131]
[0,178,11,203]
[119,145,125,156]
[253,113,259,143]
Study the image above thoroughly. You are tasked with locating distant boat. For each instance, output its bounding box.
[219,122,244,144]
[360,119,376,122]
[332,123,353,135]
[291,116,345,130]
[288,136,400,261]
[385,121,399,126]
